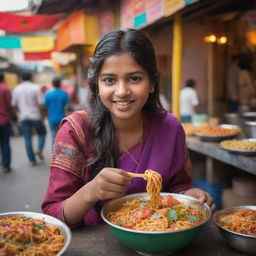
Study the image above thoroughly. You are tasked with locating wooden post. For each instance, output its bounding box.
[171,12,183,120]
[207,43,214,117]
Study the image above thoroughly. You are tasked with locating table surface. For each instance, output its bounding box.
[186,136,256,175]
[65,220,248,256]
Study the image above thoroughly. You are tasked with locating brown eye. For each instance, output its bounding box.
[104,78,116,85]
[129,76,141,83]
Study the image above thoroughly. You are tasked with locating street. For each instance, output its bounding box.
[0,130,52,213]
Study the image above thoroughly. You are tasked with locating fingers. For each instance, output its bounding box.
[93,168,131,201]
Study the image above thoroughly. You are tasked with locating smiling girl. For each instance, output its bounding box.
[42,29,215,228]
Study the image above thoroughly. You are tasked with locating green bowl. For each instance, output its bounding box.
[101,192,211,256]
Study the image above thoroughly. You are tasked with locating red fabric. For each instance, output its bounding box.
[0,13,62,33]
[0,83,12,125]
[24,51,52,60]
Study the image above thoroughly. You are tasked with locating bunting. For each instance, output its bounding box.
[0,13,62,33]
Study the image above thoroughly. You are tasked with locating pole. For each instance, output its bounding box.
[171,12,183,120]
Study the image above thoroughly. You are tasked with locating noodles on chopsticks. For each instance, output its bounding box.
[0,216,65,256]
[108,169,205,231]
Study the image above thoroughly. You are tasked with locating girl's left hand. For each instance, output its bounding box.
[183,188,216,213]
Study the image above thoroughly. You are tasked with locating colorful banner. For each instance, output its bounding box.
[24,51,52,61]
[0,37,21,49]
[56,10,86,51]
[164,0,185,17]
[120,0,134,29]
[21,37,54,52]
[133,0,147,28]
[0,13,62,33]
[146,0,164,24]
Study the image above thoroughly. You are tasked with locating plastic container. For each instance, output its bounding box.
[193,179,229,210]
[191,114,208,125]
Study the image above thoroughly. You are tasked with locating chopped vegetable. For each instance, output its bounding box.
[167,209,178,222]
[185,215,199,222]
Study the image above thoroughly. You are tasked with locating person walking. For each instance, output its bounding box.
[0,73,13,173]
[43,76,70,143]
[180,79,199,122]
[12,71,46,166]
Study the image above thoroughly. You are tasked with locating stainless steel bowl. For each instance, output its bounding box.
[213,206,256,255]
[194,124,241,142]
[244,121,256,138]
[241,112,256,120]
[0,211,72,255]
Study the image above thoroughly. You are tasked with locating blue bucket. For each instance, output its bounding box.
[192,179,229,209]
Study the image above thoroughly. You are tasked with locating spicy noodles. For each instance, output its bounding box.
[0,216,65,256]
[108,169,205,231]
[217,209,256,236]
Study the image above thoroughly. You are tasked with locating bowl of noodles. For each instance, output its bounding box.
[213,206,256,255]
[0,211,72,256]
[101,192,211,255]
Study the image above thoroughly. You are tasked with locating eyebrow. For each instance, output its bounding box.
[100,71,145,77]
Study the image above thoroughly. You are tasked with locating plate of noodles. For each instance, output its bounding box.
[101,170,211,256]
[194,124,241,142]
[219,138,256,156]
[0,211,72,256]
[213,206,256,255]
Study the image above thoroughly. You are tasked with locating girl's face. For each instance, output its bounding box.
[98,52,151,123]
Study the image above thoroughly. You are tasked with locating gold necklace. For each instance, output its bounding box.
[119,125,143,167]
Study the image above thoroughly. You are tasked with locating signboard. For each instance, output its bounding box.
[164,0,185,17]
[146,0,164,24]
[133,0,147,28]
[120,0,133,28]
[185,0,198,4]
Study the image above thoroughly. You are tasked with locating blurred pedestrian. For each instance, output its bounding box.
[43,76,70,143]
[226,55,240,113]
[78,79,90,109]
[238,54,255,112]
[12,71,46,166]
[180,79,199,122]
[0,73,13,173]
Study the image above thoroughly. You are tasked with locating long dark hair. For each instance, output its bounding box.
[87,29,162,176]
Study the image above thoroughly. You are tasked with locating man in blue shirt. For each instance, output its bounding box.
[43,76,70,143]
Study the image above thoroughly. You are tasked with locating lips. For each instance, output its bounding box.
[113,100,135,106]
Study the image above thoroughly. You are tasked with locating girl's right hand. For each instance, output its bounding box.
[87,168,131,202]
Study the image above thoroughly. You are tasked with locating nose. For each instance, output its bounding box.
[115,81,131,97]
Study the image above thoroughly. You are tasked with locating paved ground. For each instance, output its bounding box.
[0,131,52,213]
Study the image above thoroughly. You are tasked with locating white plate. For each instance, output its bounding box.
[0,211,72,255]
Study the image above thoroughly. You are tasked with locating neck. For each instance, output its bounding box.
[113,114,143,134]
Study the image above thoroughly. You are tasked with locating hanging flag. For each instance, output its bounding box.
[21,37,54,52]
[0,37,21,49]
[0,13,62,33]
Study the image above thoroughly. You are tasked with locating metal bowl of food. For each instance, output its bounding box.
[213,206,256,255]
[101,193,211,256]
[0,211,72,255]
[194,124,241,142]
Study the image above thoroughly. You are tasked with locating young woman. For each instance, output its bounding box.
[42,29,215,227]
